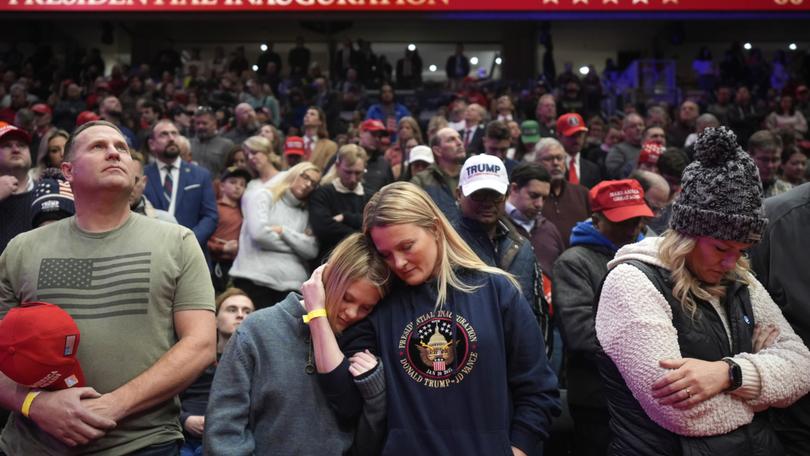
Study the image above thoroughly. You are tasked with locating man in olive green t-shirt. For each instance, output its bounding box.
[0,121,216,456]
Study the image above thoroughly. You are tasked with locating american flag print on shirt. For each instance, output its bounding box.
[36,252,151,320]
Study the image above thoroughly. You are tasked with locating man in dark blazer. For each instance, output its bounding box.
[445,43,470,89]
[457,103,486,157]
[143,120,218,251]
[557,113,601,189]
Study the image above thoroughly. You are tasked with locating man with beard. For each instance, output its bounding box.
[143,120,218,256]
[223,103,260,145]
[190,107,234,178]
[411,126,466,223]
[99,96,137,148]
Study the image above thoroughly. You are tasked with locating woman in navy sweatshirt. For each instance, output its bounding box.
[321,181,560,456]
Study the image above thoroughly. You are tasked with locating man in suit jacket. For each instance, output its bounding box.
[144,120,218,251]
[557,113,601,189]
[458,103,486,157]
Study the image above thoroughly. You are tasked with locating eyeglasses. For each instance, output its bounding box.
[195,106,214,114]
[540,154,567,163]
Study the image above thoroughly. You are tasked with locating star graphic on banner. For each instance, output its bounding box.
[603,0,618,3]
[543,0,559,3]
[632,0,648,4]
[662,0,678,3]
[573,0,588,4]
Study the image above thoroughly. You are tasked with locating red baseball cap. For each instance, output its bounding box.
[589,179,654,223]
[284,136,306,156]
[638,141,665,167]
[0,125,31,145]
[0,302,85,390]
[76,111,100,127]
[359,119,389,135]
[556,113,588,137]
[31,104,52,115]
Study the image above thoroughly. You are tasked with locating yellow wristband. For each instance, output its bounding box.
[303,308,327,324]
[21,391,41,418]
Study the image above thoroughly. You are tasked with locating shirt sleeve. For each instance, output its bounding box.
[734,274,810,410]
[173,228,216,312]
[499,275,561,452]
[204,331,256,456]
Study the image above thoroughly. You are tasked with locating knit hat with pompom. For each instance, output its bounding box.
[669,126,767,243]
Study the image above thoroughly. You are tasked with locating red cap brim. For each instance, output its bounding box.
[602,203,654,222]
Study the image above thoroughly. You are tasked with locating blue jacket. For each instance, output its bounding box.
[143,160,219,246]
[569,220,644,252]
[322,270,561,455]
[454,216,541,315]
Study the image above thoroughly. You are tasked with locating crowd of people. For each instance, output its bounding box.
[1,38,810,456]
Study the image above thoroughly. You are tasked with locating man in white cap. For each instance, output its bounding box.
[405,144,433,177]
[453,154,546,330]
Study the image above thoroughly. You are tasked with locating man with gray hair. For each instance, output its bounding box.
[535,137,590,248]
[605,113,644,179]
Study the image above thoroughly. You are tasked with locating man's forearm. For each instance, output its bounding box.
[102,311,216,420]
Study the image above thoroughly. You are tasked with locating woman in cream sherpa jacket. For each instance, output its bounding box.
[595,234,810,455]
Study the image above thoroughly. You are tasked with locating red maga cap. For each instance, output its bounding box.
[556,113,588,137]
[359,119,389,134]
[638,141,665,167]
[284,136,306,156]
[0,302,85,390]
[589,179,654,223]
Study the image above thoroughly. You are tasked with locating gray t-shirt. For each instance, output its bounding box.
[0,213,215,455]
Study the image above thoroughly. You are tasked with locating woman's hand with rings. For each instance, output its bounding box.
[652,358,731,409]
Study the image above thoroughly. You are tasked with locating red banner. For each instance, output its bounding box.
[0,0,807,12]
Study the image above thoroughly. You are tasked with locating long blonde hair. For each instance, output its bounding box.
[658,229,753,319]
[323,233,391,333]
[362,181,519,309]
[268,161,320,203]
[321,144,368,186]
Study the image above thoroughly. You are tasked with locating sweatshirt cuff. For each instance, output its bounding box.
[353,360,385,400]
[510,426,540,455]
[729,357,761,399]
[317,357,363,418]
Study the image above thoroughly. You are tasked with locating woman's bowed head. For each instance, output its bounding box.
[302,232,390,335]
[594,126,810,454]
[362,181,518,308]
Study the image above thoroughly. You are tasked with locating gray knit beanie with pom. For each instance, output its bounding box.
[669,126,768,243]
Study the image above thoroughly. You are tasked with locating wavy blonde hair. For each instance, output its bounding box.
[362,181,519,309]
[323,233,391,334]
[321,144,368,186]
[268,161,320,203]
[658,229,753,319]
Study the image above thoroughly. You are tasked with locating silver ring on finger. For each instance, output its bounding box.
[685,387,692,399]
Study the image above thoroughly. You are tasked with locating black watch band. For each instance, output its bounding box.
[721,357,743,391]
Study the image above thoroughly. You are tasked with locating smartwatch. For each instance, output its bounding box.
[721,357,743,391]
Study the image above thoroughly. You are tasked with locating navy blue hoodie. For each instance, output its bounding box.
[321,269,561,455]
